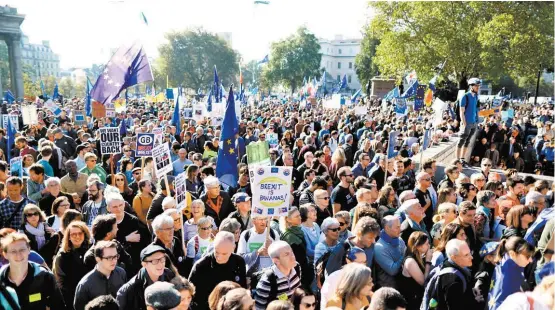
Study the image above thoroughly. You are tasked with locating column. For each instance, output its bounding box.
[7,35,23,100]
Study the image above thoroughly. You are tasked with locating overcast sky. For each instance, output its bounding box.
[5,0,372,69]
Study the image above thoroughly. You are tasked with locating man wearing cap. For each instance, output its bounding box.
[457,77,481,165]
[54,127,77,159]
[228,192,254,233]
[144,281,182,310]
[116,244,175,310]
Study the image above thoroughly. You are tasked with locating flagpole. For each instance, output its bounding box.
[384,138,390,188]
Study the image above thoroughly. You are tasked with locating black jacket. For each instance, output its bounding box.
[116,267,175,310]
[53,245,91,310]
[153,238,189,277]
[435,260,473,310]
[38,192,75,216]
[189,253,247,310]
[74,267,127,310]
[83,240,133,276]
[0,262,64,310]
[227,211,252,233]
[200,191,233,226]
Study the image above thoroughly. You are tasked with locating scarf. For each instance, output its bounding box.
[26,222,46,249]
[206,196,223,215]
[281,225,305,246]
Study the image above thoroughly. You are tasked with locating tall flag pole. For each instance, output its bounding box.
[172,90,181,136]
[86,77,93,117]
[216,85,239,188]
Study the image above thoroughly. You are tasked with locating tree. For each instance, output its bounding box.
[74,80,86,98]
[262,27,322,93]
[157,28,239,91]
[0,42,10,92]
[59,78,74,98]
[366,2,554,88]
[23,72,39,97]
[240,60,264,88]
[355,35,380,89]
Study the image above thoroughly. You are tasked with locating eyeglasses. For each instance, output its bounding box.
[133,172,141,175]
[25,212,39,218]
[342,174,353,177]
[302,303,316,308]
[102,254,120,261]
[70,231,84,238]
[483,164,492,167]
[469,188,477,191]
[59,203,71,208]
[422,178,431,181]
[319,197,330,200]
[476,179,485,182]
[328,227,340,232]
[338,222,346,227]
[115,178,124,182]
[87,159,97,162]
[6,248,29,256]
[199,226,211,231]
[145,257,166,265]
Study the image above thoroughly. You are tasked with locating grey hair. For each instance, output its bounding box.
[213,231,235,247]
[197,217,211,230]
[162,197,177,210]
[268,240,291,259]
[399,190,416,203]
[526,191,545,206]
[152,214,174,232]
[445,239,467,259]
[416,172,429,182]
[401,199,421,214]
[219,218,241,233]
[44,177,61,186]
[191,199,205,212]
[335,263,373,302]
[162,208,179,217]
[203,176,220,188]
[335,211,351,225]
[382,215,400,228]
[470,173,486,182]
[105,193,125,207]
[321,217,340,234]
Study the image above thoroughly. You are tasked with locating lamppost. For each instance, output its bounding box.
[534,64,542,105]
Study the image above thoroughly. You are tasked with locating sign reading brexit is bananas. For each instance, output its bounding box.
[249,166,293,217]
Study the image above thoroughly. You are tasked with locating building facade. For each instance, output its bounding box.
[20,34,60,79]
[319,35,361,92]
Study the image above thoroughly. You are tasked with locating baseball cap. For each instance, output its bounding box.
[479,241,499,258]
[144,282,181,309]
[140,244,166,262]
[233,192,251,204]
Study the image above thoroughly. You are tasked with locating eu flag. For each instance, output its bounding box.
[90,41,153,104]
[206,89,213,112]
[52,83,59,100]
[351,89,362,101]
[421,129,431,151]
[86,77,93,116]
[383,87,400,101]
[213,66,221,103]
[387,131,399,159]
[119,117,127,137]
[216,86,239,188]
[4,90,14,104]
[340,74,347,90]
[257,54,269,64]
[6,116,16,161]
[172,93,181,136]
[414,84,427,111]
[400,79,419,98]
[40,80,47,98]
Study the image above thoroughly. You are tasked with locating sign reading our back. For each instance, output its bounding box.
[99,127,121,154]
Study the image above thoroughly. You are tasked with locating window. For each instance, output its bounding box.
[338,49,342,54]
[337,62,341,69]
[337,75,341,82]
[348,75,352,83]
[349,62,353,69]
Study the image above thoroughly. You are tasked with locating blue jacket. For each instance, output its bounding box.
[351,162,370,179]
[488,255,526,310]
[373,230,406,289]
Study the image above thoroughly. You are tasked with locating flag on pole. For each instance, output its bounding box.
[6,116,16,161]
[119,116,127,137]
[4,90,15,104]
[383,87,400,101]
[90,41,153,104]
[213,66,221,103]
[321,71,327,95]
[421,129,431,151]
[351,89,362,101]
[340,75,347,90]
[405,70,417,84]
[52,83,59,100]
[257,55,269,64]
[387,131,399,159]
[172,91,181,136]
[414,84,427,111]
[85,77,93,117]
[40,80,46,98]
[216,86,239,188]
[140,12,148,26]
[400,80,419,98]
[206,89,213,112]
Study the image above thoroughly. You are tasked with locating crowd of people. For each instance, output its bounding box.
[0,77,553,310]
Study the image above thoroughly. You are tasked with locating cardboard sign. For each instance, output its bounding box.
[44,99,62,116]
[267,133,278,148]
[249,166,293,217]
[136,133,155,157]
[152,128,164,147]
[152,142,172,177]
[21,105,38,125]
[9,156,22,177]
[175,172,187,210]
[92,101,106,118]
[182,108,193,119]
[99,127,121,154]
[73,110,86,126]
[2,115,19,130]
[246,141,271,166]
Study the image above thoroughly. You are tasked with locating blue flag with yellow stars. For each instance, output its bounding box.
[216,86,239,188]
[414,84,427,111]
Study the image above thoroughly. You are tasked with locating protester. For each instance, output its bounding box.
[325,263,373,309]
[0,177,35,229]
[144,281,182,310]
[208,281,241,310]
[368,287,407,310]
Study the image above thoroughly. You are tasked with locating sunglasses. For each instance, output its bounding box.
[302,303,316,308]
[25,212,40,217]
[133,172,141,175]
[483,164,492,167]
[200,227,211,231]
[338,222,346,227]
[319,197,330,200]
[328,227,340,232]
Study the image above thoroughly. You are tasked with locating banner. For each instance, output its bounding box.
[246,141,271,166]
[323,94,341,109]
[73,110,86,126]
[44,99,62,116]
[99,127,121,154]
[152,142,172,177]
[266,133,278,148]
[175,172,187,210]
[21,105,38,125]
[2,115,19,130]
[136,133,155,157]
[249,166,293,217]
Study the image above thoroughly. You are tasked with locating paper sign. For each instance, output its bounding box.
[99,127,121,154]
[21,105,38,125]
[193,103,205,121]
[9,156,22,177]
[249,166,293,217]
[2,115,19,130]
[152,128,164,147]
[354,106,367,116]
[182,108,193,119]
[247,141,271,166]
[136,133,155,157]
[267,133,278,148]
[92,101,106,118]
[73,110,86,126]
[44,99,62,116]
[175,172,187,210]
[323,94,341,109]
[211,101,225,118]
[152,142,173,177]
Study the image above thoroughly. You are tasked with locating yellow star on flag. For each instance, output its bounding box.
[229,148,235,154]
[227,139,232,145]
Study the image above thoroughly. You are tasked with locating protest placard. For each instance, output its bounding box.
[44,99,62,116]
[354,106,368,116]
[175,172,187,210]
[92,101,106,118]
[99,127,121,154]
[182,108,193,119]
[152,142,172,177]
[21,105,38,125]
[267,133,278,148]
[247,141,271,166]
[193,103,205,121]
[249,166,293,217]
[9,156,22,177]
[152,128,164,146]
[136,133,155,157]
[2,115,19,130]
[73,110,86,126]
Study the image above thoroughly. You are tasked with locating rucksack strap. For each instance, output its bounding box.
[439,267,467,291]
[194,235,199,254]
[0,282,20,310]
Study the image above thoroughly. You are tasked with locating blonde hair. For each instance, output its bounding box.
[22,204,46,225]
[335,263,373,303]
[1,232,30,253]
[331,148,346,165]
[433,203,457,223]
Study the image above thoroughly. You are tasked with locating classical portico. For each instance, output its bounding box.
[0,6,24,99]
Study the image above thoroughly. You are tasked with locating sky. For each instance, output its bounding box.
[5,0,373,69]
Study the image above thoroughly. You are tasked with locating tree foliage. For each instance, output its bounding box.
[355,35,380,89]
[157,28,239,92]
[59,78,74,97]
[262,27,322,93]
[367,2,554,88]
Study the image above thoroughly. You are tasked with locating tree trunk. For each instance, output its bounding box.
[458,74,468,90]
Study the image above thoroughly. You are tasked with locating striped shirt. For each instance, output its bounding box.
[254,264,301,310]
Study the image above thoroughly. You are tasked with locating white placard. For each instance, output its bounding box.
[2,115,19,130]
[99,127,121,154]
[193,103,205,121]
[354,106,368,116]
[21,105,38,125]
[249,166,293,217]
[152,128,164,147]
[175,172,187,210]
[44,99,62,116]
[152,142,173,177]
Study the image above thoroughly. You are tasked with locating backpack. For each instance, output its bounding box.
[251,264,302,300]
[244,229,276,243]
[420,266,467,310]
[315,250,333,289]
[454,93,471,124]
